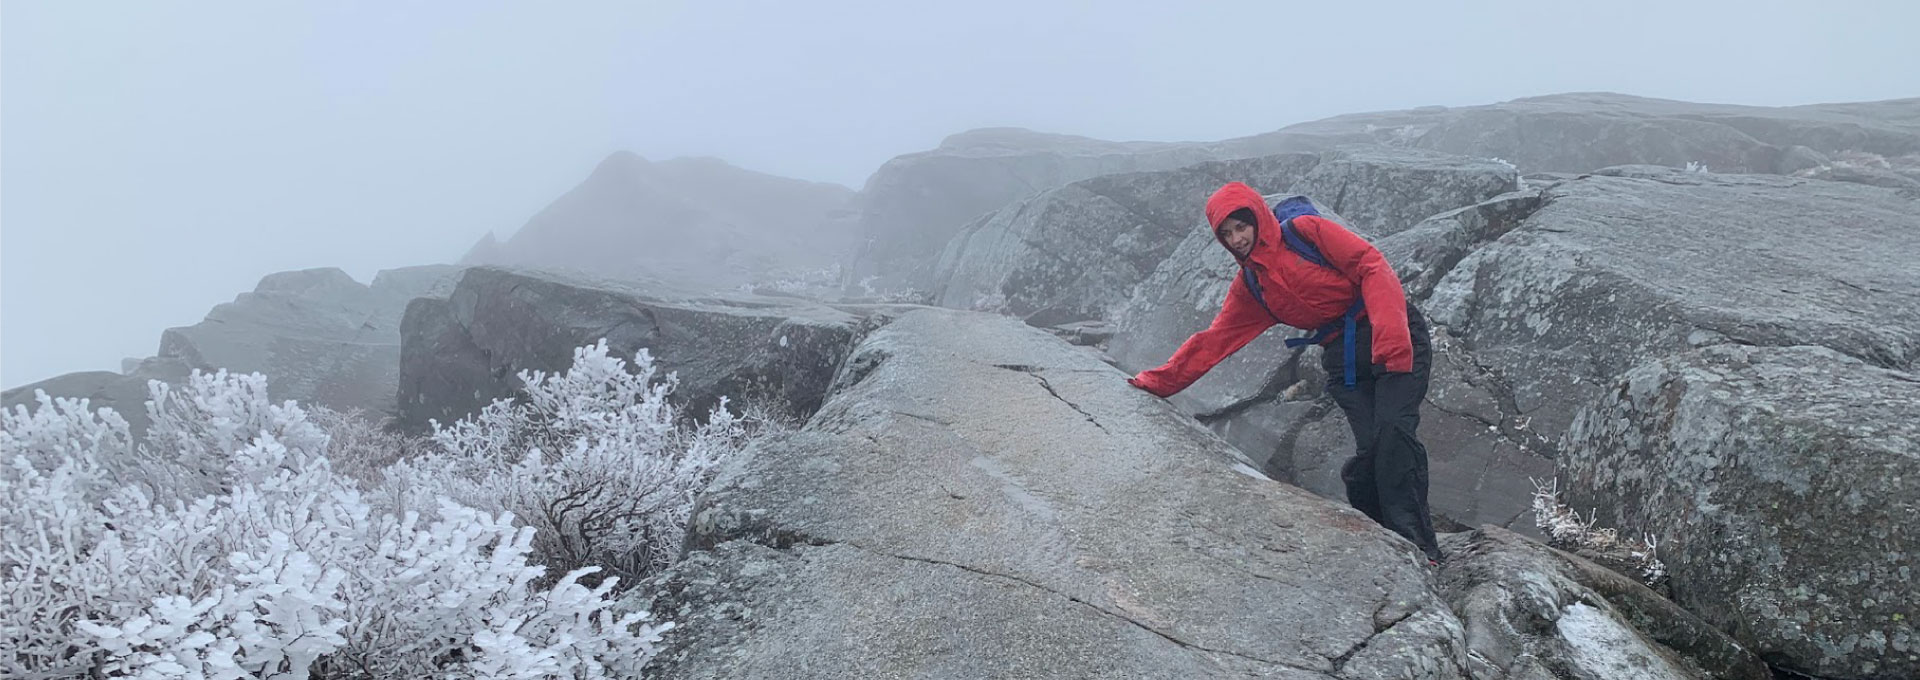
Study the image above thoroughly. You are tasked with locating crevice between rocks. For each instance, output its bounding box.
[1329,606,1419,674]
[991,363,1109,433]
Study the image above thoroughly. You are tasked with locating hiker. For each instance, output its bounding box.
[1127,182,1442,565]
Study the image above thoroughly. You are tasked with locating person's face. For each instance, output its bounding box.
[1216,217,1256,258]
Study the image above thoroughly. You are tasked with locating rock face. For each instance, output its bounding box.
[0,357,195,434]
[159,265,462,415]
[646,309,1473,679]
[1560,345,1920,679]
[851,94,1918,293]
[1425,168,1920,445]
[930,153,1322,325]
[1438,527,1772,680]
[464,152,858,291]
[1289,146,1520,240]
[1403,169,1919,679]
[396,266,864,431]
[1234,93,1920,179]
[1105,149,1531,532]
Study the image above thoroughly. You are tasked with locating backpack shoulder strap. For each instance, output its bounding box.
[1279,217,1333,270]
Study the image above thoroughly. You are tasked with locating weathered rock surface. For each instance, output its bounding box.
[396,266,863,431]
[645,309,1472,679]
[1425,168,1920,445]
[930,153,1321,325]
[1560,345,1920,679]
[1439,526,1772,680]
[463,152,857,291]
[1289,146,1520,239]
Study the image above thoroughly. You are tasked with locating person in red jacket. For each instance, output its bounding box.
[1129,181,1442,564]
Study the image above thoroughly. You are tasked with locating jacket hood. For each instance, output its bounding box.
[1204,182,1276,262]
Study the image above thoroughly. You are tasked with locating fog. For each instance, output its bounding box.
[4,0,1916,388]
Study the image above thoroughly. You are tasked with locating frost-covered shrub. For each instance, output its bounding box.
[748,263,844,297]
[135,370,329,502]
[1532,479,1666,587]
[0,341,730,678]
[384,340,751,585]
[307,406,418,485]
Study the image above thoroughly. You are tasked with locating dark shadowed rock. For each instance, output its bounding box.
[396,266,863,431]
[646,309,1472,679]
[1438,527,1772,680]
[463,152,857,291]
[931,153,1322,324]
[1560,346,1920,679]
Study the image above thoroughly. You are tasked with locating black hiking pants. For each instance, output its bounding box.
[1321,305,1441,562]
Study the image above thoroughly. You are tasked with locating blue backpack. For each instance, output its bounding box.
[1237,195,1368,387]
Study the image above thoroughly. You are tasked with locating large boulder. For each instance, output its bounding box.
[1424,168,1920,446]
[396,266,865,431]
[146,265,461,417]
[645,309,1473,678]
[1438,526,1772,680]
[930,153,1321,325]
[1290,146,1520,239]
[462,152,858,291]
[1560,345,1920,679]
[1106,149,1531,532]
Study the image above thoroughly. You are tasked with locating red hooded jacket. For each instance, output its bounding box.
[1129,182,1413,397]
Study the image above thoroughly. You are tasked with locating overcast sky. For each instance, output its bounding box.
[4,0,1917,388]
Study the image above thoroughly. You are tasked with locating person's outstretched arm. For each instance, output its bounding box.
[1129,271,1276,397]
